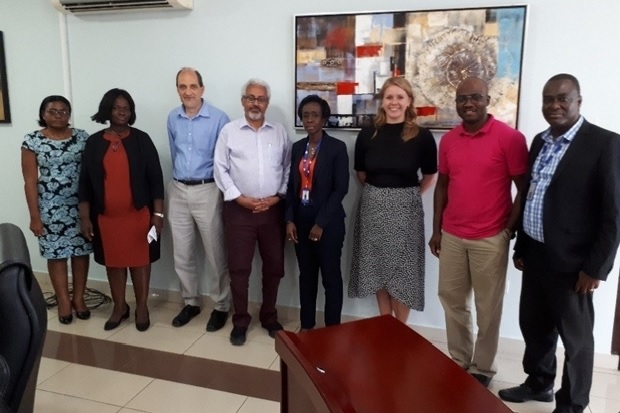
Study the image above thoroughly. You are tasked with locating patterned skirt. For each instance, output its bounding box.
[348,184,425,311]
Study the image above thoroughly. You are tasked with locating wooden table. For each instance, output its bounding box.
[276,315,513,413]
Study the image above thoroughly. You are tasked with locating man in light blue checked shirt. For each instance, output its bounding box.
[521,116,580,241]
[499,74,620,413]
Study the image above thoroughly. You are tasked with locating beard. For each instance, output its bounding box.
[246,109,264,121]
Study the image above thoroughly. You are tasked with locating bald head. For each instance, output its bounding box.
[176,67,203,87]
[455,77,490,132]
[456,77,489,96]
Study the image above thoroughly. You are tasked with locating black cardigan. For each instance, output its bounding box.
[78,127,164,216]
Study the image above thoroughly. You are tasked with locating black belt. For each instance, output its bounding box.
[174,178,214,185]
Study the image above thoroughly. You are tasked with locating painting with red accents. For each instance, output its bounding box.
[294,6,527,130]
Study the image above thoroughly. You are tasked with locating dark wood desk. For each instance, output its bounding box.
[276,315,513,413]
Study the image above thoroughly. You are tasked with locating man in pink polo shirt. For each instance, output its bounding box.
[429,77,528,387]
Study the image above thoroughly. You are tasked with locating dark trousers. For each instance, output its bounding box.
[520,236,594,412]
[294,207,345,329]
[223,201,285,328]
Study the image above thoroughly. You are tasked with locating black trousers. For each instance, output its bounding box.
[519,236,594,412]
[293,206,345,329]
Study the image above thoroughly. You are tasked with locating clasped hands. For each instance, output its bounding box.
[236,195,280,213]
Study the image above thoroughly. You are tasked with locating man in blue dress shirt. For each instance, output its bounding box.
[167,67,231,331]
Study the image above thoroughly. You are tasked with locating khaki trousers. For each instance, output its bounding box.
[437,230,509,376]
[167,180,231,311]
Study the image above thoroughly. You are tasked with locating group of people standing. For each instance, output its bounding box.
[20,69,620,413]
[19,69,436,347]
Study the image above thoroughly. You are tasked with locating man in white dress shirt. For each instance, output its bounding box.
[214,78,291,346]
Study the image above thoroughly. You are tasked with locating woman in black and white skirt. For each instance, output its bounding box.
[349,77,437,323]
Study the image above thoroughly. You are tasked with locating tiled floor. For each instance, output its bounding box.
[33,278,620,413]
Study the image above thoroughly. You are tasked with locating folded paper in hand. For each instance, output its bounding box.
[147,225,158,243]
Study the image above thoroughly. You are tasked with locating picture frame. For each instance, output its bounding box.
[294,6,527,130]
[0,31,10,124]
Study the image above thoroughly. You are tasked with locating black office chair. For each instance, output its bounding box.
[0,223,47,413]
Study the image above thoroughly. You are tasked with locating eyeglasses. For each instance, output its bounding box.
[243,95,269,105]
[46,109,70,116]
[455,94,486,104]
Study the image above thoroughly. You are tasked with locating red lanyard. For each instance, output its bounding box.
[302,140,321,178]
[299,140,320,199]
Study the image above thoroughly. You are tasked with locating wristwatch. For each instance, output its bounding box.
[153,212,164,218]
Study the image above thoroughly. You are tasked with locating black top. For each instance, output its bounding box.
[354,123,437,188]
[78,127,164,216]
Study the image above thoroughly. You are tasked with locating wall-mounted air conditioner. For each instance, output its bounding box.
[51,0,193,14]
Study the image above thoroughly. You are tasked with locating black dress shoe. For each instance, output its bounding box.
[72,302,91,320]
[262,321,284,338]
[58,313,73,325]
[74,309,91,320]
[230,326,247,346]
[206,309,228,332]
[471,373,492,388]
[498,383,554,403]
[104,305,130,331]
[135,310,150,332]
[172,305,201,327]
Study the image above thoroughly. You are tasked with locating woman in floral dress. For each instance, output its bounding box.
[21,95,92,324]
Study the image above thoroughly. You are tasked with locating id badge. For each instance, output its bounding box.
[301,188,310,205]
[526,182,537,200]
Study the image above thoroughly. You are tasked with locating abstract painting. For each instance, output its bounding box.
[294,6,527,130]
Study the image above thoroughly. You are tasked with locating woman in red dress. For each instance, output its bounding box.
[79,88,164,332]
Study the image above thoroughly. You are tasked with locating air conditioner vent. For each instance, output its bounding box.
[51,0,193,14]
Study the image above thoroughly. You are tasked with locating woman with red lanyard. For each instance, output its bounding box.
[285,95,349,332]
